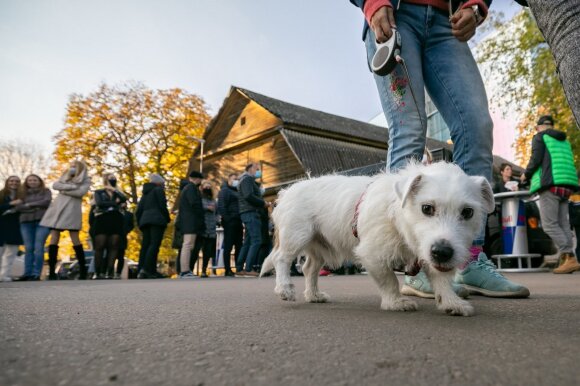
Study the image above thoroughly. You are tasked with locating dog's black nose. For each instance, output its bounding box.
[431,241,454,264]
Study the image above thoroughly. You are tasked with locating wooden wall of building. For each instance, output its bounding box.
[201,132,305,193]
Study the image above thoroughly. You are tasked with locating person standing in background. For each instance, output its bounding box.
[0,176,24,281]
[14,174,52,281]
[177,171,205,279]
[236,163,269,277]
[91,173,127,279]
[136,173,170,279]
[40,160,91,280]
[116,202,135,279]
[194,180,217,278]
[217,173,242,277]
[521,115,580,274]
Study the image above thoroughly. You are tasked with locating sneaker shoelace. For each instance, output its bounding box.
[474,254,505,279]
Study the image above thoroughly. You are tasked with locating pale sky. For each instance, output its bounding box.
[0,0,523,160]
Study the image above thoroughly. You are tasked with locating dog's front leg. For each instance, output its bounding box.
[366,264,418,312]
[426,269,474,316]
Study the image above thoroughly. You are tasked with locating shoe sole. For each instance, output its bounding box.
[400,284,435,299]
[462,284,530,298]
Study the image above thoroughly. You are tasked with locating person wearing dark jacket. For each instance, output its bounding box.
[116,202,135,279]
[178,171,205,279]
[217,173,242,277]
[521,115,580,274]
[493,163,520,194]
[0,176,24,281]
[171,179,190,275]
[236,163,270,277]
[193,180,218,278]
[136,174,170,279]
[91,173,127,279]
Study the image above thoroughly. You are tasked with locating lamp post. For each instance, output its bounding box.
[187,136,205,173]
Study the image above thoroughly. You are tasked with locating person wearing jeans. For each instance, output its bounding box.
[217,174,243,277]
[14,174,52,281]
[351,0,529,297]
[236,163,269,277]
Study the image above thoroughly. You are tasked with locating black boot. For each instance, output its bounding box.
[48,245,59,280]
[73,245,87,280]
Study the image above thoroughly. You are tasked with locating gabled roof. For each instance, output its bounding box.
[235,87,387,143]
[281,129,387,176]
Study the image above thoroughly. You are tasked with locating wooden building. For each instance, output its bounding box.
[190,86,519,196]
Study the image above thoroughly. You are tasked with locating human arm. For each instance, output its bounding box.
[523,134,545,181]
[60,177,91,198]
[53,181,77,191]
[239,178,266,208]
[15,189,52,211]
[156,188,171,224]
[217,188,233,222]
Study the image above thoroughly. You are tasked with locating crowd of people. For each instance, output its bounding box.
[0,160,277,281]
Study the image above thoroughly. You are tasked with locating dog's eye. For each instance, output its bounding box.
[461,207,474,220]
[421,204,435,216]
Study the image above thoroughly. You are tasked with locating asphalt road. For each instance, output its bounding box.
[1,272,580,386]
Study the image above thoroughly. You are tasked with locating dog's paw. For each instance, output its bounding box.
[275,284,296,301]
[381,297,418,312]
[304,290,330,303]
[437,295,474,316]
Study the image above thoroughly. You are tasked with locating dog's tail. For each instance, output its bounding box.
[260,255,275,277]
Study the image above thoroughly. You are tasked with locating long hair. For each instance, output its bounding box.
[0,175,20,202]
[18,174,47,199]
[62,160,87,183]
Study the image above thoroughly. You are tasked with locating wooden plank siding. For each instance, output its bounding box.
[204,92,282,155]
[200,132,305,195]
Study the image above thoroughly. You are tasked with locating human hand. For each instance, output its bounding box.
[10,199,23,206]
[520,174,527,182]
[450,8,477,42]
[370,6,396,43]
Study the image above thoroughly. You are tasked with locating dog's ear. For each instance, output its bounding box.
[470,176,495,213]
[395,174,423,208]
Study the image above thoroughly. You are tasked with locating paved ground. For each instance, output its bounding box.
[1,272,580,386]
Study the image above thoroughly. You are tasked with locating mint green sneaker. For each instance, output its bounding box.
[401,270,469,299]
[454,253,530,298]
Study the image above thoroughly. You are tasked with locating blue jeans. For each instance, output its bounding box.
[20,221,50,277]
[237,211,263,272]
[364,3,493,244]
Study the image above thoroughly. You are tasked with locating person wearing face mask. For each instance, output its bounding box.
[236,163,270,277]
[13,174,52,281]
[217,173,242,277]
[90,173,127,279]
[40,160,91,280]
[177,171,205,279]
[0,176,24,281]
[191,180,217,278]
[136,173,171,279]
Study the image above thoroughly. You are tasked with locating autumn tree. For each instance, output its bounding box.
[0,138,51,181]
[53,82,211,264]
[477,10,579,167]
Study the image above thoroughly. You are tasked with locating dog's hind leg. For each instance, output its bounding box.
[426,269,474,316]
[302,254,330,303]
[365,262,418,312]
[271,249,296,301]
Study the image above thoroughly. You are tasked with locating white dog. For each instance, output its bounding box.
[260,162,495,316]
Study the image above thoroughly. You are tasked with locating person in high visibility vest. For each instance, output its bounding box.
[521,115,580,274]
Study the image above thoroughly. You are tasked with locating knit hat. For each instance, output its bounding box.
[189,171,204,179]
[149,173,165,185]
[537,115,554,126]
